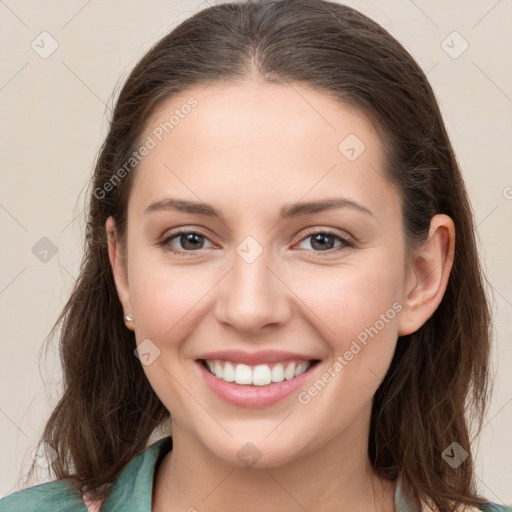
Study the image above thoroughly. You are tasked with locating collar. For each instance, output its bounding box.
[101,436,415,512]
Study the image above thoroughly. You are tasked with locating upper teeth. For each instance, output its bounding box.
[205,360,311,386]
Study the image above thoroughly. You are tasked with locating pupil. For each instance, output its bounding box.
[311,233,334,251]
[182,233,203,250]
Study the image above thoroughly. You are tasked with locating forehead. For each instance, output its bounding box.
[144,79,382,160]
[131,80,397,219]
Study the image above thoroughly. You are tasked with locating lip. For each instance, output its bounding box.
[196,358,320,408]
[196,349,317,365]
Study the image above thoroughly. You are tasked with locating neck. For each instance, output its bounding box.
[152,413,396,512]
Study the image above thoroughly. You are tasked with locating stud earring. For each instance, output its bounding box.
[125,315,134,322]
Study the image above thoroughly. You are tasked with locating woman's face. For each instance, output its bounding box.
[108,79,422,467]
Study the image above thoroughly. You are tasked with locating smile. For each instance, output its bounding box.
[202,359,314,386]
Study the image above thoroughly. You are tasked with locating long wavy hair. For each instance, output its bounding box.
[23,1,494,510]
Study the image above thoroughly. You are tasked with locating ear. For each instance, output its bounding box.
[397,214,456,337]
[106,216,134,331]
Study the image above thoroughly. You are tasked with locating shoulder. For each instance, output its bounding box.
[437,502,512,512]
[0,436,173,512]
[424,502,512,512]
[398,480,512,512]
[475,504,512,512]
[0,479,88,512]
[100,435,173,510]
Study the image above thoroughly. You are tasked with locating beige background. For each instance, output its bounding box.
[0,0,511,504]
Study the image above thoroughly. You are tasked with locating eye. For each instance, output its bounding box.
[159,230,214,255]
[158,228,354,256]
[297,229,354,253]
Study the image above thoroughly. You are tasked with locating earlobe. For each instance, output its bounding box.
[397,214,455,337]
[106,216,135,331]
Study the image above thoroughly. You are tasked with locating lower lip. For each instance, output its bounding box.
[196,360,319,408]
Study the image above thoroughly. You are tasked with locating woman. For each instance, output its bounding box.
[1,1,510,511]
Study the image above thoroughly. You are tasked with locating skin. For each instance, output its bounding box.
[106,78,455,512]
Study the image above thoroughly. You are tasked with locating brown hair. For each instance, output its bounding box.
[24,1,494,510]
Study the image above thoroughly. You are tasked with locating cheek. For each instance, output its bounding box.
[290,259,402,390]
[127,249,212,340]
[292,256,403,338]
[126,260,212,416]
[291,274,401,431]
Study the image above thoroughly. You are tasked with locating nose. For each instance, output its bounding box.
[213,245,292,335]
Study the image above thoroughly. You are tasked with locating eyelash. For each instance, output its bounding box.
[158,227,354,257]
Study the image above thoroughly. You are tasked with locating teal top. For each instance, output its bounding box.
[1,436,510,511]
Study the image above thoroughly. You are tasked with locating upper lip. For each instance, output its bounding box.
[197,350,319,365]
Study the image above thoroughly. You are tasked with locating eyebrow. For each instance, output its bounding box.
[144,196,374,220]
